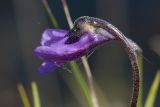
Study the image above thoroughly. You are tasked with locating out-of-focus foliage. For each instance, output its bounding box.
[144,71,160,107]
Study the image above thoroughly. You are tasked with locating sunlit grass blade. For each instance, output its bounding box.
[31,82,41,107]
[144,71,160,107]
[137,52,143,107]
[17,84,31,107]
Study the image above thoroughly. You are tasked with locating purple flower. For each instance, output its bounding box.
[34,16,142,107]
[34,16,116,74]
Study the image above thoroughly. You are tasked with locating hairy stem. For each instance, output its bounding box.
[137,52,143,107]
[60,0,99,107]
[61,15,142,107]
[121,38,140,107]
[105,24,142,107]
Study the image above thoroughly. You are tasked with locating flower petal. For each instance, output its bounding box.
[41,29,68,46]
[35,26,116,73]
[35,31,114,62]
[34,46,63,62]
[38,62,64,74]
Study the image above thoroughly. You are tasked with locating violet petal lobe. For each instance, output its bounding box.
[35,28,115,73]
[38,62,64,74]
[41,29,68,46]
[35,31,110,63]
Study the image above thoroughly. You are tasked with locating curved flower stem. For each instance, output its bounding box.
[61,0,99,107]
[118,39,140,107]
[105,24,142,107]
[117,38,141,107]
[137,52,143,107]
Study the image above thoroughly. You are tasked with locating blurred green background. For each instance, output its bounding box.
[0,0,159,107]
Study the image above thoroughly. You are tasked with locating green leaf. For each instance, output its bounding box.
[42,0,59,28]
[69,61,93,107]
[144,71,160,107]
